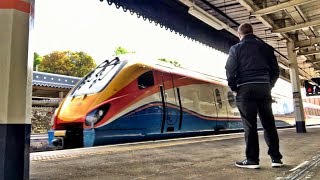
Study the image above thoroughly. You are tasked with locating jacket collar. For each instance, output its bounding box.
[241,34,255,42]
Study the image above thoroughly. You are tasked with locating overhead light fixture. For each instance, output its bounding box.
[188,6,223,30]
[299,75,305,80]
[309,80,317,86]
[278,62,289,70]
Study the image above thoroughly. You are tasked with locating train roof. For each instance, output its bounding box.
[116,54,228,86]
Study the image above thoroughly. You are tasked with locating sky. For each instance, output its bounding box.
[33,0,292,96]
[33,0,228,76]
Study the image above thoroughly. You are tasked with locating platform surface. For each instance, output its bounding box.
[30,126,320,180]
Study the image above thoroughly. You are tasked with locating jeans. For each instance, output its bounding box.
[236,83,282,162]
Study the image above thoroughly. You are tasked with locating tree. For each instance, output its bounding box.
[33,52,43,70]
[158,58,181,67]
[38,51,96,77]
[113,46,135,56]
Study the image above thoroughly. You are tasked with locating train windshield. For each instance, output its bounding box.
[71,58,122,96]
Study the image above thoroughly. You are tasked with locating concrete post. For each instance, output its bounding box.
[0,0,33,179]
[287,41,307,133]
[59,91,64,99]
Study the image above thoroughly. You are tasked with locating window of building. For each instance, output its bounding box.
[138,71,154,89]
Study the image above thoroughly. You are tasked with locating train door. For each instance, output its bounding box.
[156,71,180,133]
[198,84,217,131]
[213,86,229,130]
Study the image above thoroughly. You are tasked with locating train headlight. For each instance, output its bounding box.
[85,104,110,126]
[85,111,99,124]
[98,110,104,117]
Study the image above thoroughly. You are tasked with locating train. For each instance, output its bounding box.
[48,55,320,149]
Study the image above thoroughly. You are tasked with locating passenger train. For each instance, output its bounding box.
[49,56,320,148]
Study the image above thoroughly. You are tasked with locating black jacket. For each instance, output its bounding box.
[225,34,279,91]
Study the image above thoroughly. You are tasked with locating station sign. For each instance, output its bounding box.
[305,79,320,96]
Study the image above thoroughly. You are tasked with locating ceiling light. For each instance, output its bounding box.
[309,80,317,86]
[188,6,223,30]
[278,62,289,70]
[299,75,306,80]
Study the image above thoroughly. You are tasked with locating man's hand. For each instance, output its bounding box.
[233,91,237,96]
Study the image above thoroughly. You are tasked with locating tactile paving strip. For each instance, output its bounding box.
[30,133,245,162]
[283,152,320,180]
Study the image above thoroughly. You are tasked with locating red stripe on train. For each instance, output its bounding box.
[0,0,30,13]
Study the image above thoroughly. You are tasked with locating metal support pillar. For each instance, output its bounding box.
[287,41,306,133]
[0,0,33,179]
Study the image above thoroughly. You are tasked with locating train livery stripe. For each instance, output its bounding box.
[107,78,204,118]
[94,64,153,106]
[126,103,237,121]
[0,0,30,13]
[97,98,240,129]
[95,82,207,127]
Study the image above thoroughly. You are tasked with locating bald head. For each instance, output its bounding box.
[237,23,253,39]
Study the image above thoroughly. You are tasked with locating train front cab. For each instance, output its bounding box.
[48,58,124,148]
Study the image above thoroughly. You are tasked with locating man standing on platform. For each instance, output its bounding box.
[225,23,283,169]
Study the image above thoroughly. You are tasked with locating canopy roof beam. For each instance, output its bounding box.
[236,0,290,40]
[295,37,320,48]
[251,0,317,16]
[272,19,320,33]
[298,49,320,56]
[305,59,320,64]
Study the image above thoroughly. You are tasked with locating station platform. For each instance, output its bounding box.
[30,126,320,180]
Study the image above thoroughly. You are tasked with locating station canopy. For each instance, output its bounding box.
[101,0,320,83]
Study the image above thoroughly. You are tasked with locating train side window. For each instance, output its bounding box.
[227,91,236,108]
[215,89,222,109]
[138,71,154,89]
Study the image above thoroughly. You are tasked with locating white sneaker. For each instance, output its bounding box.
[272,159,284,167]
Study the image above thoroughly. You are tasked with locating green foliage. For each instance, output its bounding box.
[33,52,43,70]
[113,46,135,56]
[38,51,97,77]
[158,58,181,67]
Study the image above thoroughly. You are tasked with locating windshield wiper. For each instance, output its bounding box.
[75,70,95,91]
[89,79,97,89]
[77,57,121,90]
[96,57,120,80]
[74,59,111,91]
